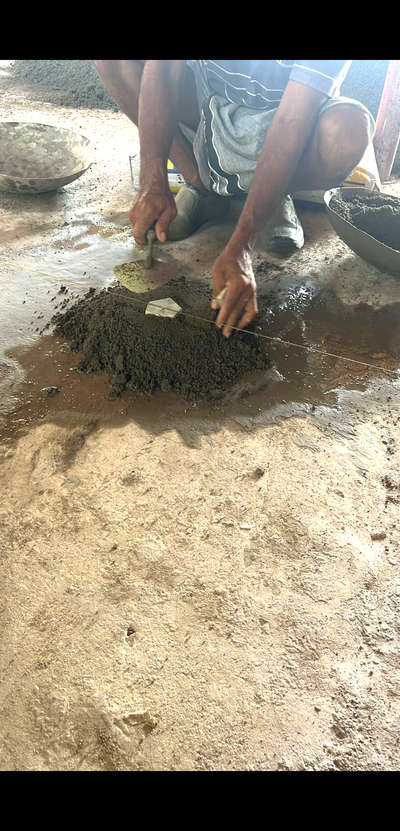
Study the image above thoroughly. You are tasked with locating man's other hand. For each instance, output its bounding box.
[211,247,258,338]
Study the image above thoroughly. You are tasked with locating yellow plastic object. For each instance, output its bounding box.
[343,141,382,191]
[166,159,185,192]
[294,143,382,204]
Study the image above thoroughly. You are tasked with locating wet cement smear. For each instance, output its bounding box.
[258,275,400,390]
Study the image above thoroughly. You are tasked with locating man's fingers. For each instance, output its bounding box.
[216,281,253,329]
[219,291,257,338]
[223,307,254,337]
[211,274,227,310]
[155,207,176,244]
[129,188,176,247]
[235,298,258,332]
[154,223,167,244]
[222,303,246,337]
[215,285,241,328]
[129,203,156,246]
[131,220,151,247]
[219,291,250,338]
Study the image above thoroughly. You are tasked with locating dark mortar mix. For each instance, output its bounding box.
[11,60,118,110]
[52,278,270,400]
[331,191,400,251]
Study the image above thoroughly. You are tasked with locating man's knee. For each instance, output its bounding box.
[316,104,372,182]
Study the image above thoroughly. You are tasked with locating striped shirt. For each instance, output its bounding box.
[201,60,352,110]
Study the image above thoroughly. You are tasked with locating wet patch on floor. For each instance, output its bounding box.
[1,189,400,449]
[1,270,399,448]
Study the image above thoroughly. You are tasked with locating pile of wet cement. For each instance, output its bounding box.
[52,280,269,400]
[11,60,118,111]
[331,191,400,251]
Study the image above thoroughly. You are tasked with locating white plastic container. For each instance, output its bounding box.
[129,153,185,193]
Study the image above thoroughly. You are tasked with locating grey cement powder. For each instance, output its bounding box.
[11,60,118,110]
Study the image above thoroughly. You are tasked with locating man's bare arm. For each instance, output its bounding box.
[132,60,187,244]
[139,60,186,181]
[213,81,327,336]
[229,81,327,254]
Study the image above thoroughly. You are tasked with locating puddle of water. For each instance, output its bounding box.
[0,224,184,355]
[0,335,130,444]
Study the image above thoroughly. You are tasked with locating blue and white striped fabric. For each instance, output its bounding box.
[200,60,352,108]
[182,59,368,197]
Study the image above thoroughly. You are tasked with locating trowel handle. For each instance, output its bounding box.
[144,228,156,269]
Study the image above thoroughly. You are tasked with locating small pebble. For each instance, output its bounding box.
[41,386,60,397]
[370,530,386,541]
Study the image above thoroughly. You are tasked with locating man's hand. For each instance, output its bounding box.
[211,246,258,338]
[129,179,177,246]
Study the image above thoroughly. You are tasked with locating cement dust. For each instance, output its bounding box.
[1,367,400,770]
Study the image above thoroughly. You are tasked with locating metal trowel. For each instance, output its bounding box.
[113,227,183,318]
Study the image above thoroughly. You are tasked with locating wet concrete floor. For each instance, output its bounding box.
[1,208,400,449]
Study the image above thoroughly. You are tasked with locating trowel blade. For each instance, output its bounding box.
[114,233,180,294]
[113,228,156,292]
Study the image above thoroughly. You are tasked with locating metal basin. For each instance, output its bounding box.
[324,186,400,277]
[0,122,92,194]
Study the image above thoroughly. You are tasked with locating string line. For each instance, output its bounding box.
[0,256,399,379]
